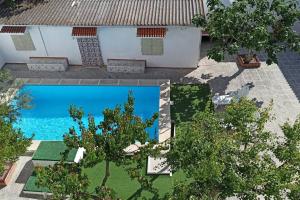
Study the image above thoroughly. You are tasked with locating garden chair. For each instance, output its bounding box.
[212,85,250,108]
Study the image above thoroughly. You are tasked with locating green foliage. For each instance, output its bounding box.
[167,98,294,199]
[36,163,90,200]
[274,118,300,199]
[0,115,31,173]
[194,0,300,64]
[37,93,161,199]
[4,0,43,9]
[170,84,212,123]
[0,70,31,174]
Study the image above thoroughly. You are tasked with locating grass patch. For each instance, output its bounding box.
[32,141,77,162]
[24,162,188,199]
[84,162,188,199]
[171,83,211,123]
[23,171,49,193]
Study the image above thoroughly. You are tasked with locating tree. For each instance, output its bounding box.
[166,98,300,199]
[274,118,300,199]
[0,70,31,174]
[36,94,162,199]
[193,0,300,64]
[4,0,44,9]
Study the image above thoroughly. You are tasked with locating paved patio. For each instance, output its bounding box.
[3,64,194,82]
[194,42,300,135]
[0,156,35,200]
[1,43,300,199]
[4,45,299,135]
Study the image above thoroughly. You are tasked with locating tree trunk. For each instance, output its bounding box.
[244,50,254,64]
[210,189,220,200]
[101,160,110,187]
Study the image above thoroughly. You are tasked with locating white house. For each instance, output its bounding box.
[0,0,205,70]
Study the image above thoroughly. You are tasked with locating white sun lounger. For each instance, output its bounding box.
[212,85,250,107]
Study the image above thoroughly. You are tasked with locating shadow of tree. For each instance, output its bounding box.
[127,174,161,200]
[206,68,244,95]
[275,50,300,102]
[170,83,211,123]
[15,160,34,184]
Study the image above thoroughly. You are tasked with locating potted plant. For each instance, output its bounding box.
[236,52,260,68]
[0,163,16,186]
[193,0,300,67]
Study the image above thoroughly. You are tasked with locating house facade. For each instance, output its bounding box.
[0,0,205,69]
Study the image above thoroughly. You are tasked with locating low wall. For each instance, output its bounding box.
[32,148,84,167]
[27,57,68,71]
[22,191,52,199]
[32,160,59,167]
[107,59,146,73]
[0,163,16,186]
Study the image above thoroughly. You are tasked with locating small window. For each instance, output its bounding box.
[11,32,35,51]
[141,38,163,55]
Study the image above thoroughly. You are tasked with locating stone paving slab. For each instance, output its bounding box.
[59,79,80,85]
[194,45,300,135]
[41,79,60,84]
[79,79,99,85]
[0,156,35,200]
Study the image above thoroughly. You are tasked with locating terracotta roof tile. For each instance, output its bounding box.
[72,27,97,37]
[137,28,167,37]
[0,26,26,33]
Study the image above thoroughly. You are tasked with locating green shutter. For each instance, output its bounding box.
[141,38,163,55]
[11,32,36,51]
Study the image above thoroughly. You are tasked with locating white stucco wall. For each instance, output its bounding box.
[0,26,47,64]
[99,26,201,68]
[0,25,201,68]
[0,26,82,65]
[39,26,82,65]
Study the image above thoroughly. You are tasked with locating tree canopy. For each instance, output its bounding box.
[193,0,300,64]
[0,70,31,174]
[4,0,43,9]
[167,99,300,199]
[36,94,162,199]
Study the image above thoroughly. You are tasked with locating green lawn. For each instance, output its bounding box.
[32,141,77,162]
[24,163,188,199]
[171,83,211,123]
[83,162,188,199]
[23,171,50,193]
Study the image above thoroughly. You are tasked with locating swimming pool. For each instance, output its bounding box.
[15,85,160,140]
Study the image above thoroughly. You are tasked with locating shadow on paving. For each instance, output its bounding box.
[15,160,34,184]
[276,50,300,102]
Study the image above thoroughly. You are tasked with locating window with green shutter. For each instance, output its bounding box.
[141,38,163,55]
[11,32,35,51]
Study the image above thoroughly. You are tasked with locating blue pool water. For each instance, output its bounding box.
[15,85,160,140]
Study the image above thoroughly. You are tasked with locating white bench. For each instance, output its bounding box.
[107,59,146,73]
[27,57,69,72]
